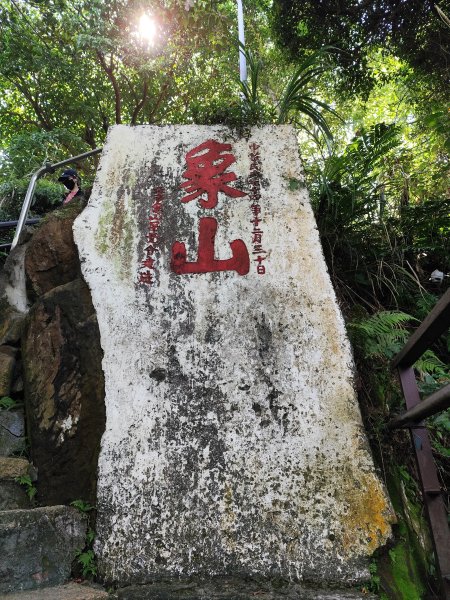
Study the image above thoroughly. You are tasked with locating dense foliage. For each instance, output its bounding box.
[271,0,450,97]
[0,1,449,596]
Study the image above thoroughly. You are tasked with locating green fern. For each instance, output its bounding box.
[75,548,97,578]
[414,350,448,379]
[350,311,450,395]
[348,311,416,359]
[348,311,417,359]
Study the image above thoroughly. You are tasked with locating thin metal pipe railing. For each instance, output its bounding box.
[10,148,102,250]
[0,218,40,231]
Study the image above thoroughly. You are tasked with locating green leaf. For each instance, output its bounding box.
[0,397,18,410]
[71,499,95,513]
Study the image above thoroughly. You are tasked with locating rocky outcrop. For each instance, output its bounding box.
[0,457,33,510]
[0,200,105,506]
[0,308,24,346]
[23,278,105,505]
[0,409,25,456]
[0,505,87,593]
[0,345,16,396]
[24,207,84,302]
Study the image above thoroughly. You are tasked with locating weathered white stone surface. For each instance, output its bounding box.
[3,244,29,313]
[74,125,394,587]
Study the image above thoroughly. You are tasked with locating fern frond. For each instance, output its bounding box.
[415,350,449,379]
[349,310,417,359]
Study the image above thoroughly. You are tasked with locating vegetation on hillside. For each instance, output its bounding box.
[0,0,448,597]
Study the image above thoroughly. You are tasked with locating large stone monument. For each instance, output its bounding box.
[74,125,394,587]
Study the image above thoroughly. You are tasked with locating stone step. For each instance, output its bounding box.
[0,581,109,599]
[0,457,30,479]
[0,457,34,510]
[0,506,87,594]
[114,578,377,600]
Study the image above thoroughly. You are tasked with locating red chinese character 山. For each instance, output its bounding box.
[172,139,250,276]
[172,218,249,275]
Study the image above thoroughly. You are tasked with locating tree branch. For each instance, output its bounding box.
[131,78,149,125]
[96,51,122,124]
[9,75,53,131]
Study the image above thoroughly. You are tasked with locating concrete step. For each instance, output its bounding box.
[114,578,377,600]
[0,581,109,599]
[0,506,87,594]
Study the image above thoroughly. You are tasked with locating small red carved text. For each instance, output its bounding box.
[249,143,267,274]
[138,187,164,285]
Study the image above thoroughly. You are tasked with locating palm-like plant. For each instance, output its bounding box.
[276,51,340,138]
[238,42,339,140]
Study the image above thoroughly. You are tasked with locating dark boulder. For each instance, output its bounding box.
[22,278,105,505]
[0,505,87,593]
[24,202,84,303]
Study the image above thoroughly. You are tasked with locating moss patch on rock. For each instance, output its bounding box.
[376,467,435,599]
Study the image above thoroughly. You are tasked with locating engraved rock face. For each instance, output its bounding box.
[74,125,395,587]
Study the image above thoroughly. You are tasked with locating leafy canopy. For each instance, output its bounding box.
[271,0,450,97]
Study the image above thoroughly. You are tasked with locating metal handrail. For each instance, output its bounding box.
[389,288,450,600]
[392,288,450,369]
[10,147,103,250]
[0,218,40,231]
[388,383,450,429]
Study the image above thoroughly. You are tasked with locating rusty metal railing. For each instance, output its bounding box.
[389,287,450,600]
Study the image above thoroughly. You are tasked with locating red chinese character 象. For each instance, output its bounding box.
[180,139,247,208]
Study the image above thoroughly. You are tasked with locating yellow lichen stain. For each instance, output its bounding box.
[319,303,345,359]
[338,471,396,556]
